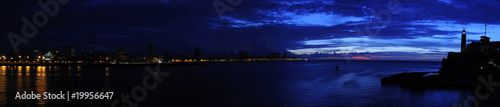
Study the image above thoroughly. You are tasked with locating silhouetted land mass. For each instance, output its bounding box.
[382,30,500,89]
[0,45,305,66]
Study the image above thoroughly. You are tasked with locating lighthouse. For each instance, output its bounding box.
[461,29,466,52]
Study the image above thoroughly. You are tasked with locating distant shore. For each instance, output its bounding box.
[0,62,204,67]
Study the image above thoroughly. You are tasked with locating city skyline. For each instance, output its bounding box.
[2,0,500,61]
[0,44,307,66]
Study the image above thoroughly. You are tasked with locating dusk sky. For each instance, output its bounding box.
[1,0,500,61]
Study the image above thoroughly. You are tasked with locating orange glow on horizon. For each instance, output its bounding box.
[351,56,371,60]
[313,56,371,60]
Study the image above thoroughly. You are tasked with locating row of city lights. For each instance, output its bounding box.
[0,55,164,64]
[170,58,307,62]
[1,55,306,64]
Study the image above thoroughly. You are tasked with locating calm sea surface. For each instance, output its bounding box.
[0,60,472,106]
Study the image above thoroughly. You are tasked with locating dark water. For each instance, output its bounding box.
[0,61,472,106]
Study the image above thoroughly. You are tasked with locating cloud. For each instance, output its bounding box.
[290,13,365,26]
[223,17,266,28]
[437,0,452,4]
[291,35,459,53]
[411,20,500,41]
[302,51,447,61]
[0,0,499,61]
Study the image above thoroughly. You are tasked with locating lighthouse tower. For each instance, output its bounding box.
[461,29,466,52]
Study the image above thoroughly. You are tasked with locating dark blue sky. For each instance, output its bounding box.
[1,0,500,61]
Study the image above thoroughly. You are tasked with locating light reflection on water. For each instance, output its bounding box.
[77,66,81,77]
[36,66,47,105]
[0,66,83,106]
[16,66,23,106]
[0,61,475,106]
[105,67,109,76]
[0,66,49,106]
[0,65,119,106]
[0,66,6,105]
